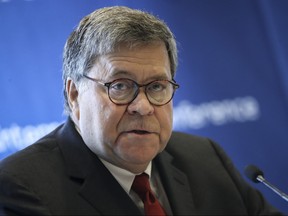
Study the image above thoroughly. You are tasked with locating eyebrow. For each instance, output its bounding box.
[108,70,171,81]
[109,70,131,78]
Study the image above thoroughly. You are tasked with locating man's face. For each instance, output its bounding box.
[68,42,174,173]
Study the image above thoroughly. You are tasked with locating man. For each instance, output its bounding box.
[0,6,282,215]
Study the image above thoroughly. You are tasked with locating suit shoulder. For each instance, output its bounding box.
[0,126,61,174]
[168,131,215,150]
[170,131,209,143]
[166,131,223,159]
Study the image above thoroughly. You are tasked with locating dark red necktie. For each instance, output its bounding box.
[132,173,167,216]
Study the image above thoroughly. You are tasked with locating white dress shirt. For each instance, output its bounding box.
[100,158,173,215]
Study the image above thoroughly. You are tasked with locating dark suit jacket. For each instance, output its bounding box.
[0,118,281,215]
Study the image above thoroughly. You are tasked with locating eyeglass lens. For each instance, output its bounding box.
[108,79,177,105]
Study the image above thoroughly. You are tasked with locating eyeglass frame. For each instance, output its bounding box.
[81,74,180,106]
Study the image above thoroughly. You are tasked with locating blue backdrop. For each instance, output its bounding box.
[1,0,288,213]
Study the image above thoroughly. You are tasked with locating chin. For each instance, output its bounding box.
[122,150,158,164]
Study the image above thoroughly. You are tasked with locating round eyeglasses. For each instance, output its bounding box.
[82,74,180,106]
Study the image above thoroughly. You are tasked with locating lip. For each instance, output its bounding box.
[126,130,152,135]
[120,127,160,136]
[120,121,159,135]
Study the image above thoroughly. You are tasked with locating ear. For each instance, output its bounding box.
[66,78,80,120]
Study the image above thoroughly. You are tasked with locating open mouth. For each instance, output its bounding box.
[130,130,149,134]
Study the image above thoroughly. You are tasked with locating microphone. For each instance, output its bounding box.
[244,164,288,202]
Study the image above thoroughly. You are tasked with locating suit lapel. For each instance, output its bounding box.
[155,150,196,215]
[57,118,141,215]
[78,158,142,215]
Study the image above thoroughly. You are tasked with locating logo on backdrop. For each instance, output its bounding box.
[173,96,260,130]
[0,122,61,155]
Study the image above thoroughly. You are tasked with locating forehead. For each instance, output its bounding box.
[91,42,171,80]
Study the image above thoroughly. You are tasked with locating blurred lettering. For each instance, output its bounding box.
[173,96,260,129]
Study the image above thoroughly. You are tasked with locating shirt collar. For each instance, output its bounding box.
[100,158,152,194]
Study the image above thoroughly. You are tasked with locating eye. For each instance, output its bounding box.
[148,81,166,92]
[110,79,133,91]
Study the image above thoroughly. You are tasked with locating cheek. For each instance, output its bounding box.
[77,91,124,154]
[79,92,124,139]
[76,90,104,132]
[101,108,120,134]
[161,104,173,127]
[157,105,173,146]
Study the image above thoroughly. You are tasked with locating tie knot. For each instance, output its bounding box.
[131,173,167,215]
[132,173,150,196]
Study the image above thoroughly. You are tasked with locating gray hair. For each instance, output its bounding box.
[62,6,178,115]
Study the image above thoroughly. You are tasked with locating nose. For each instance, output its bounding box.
[127,90,154,115]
